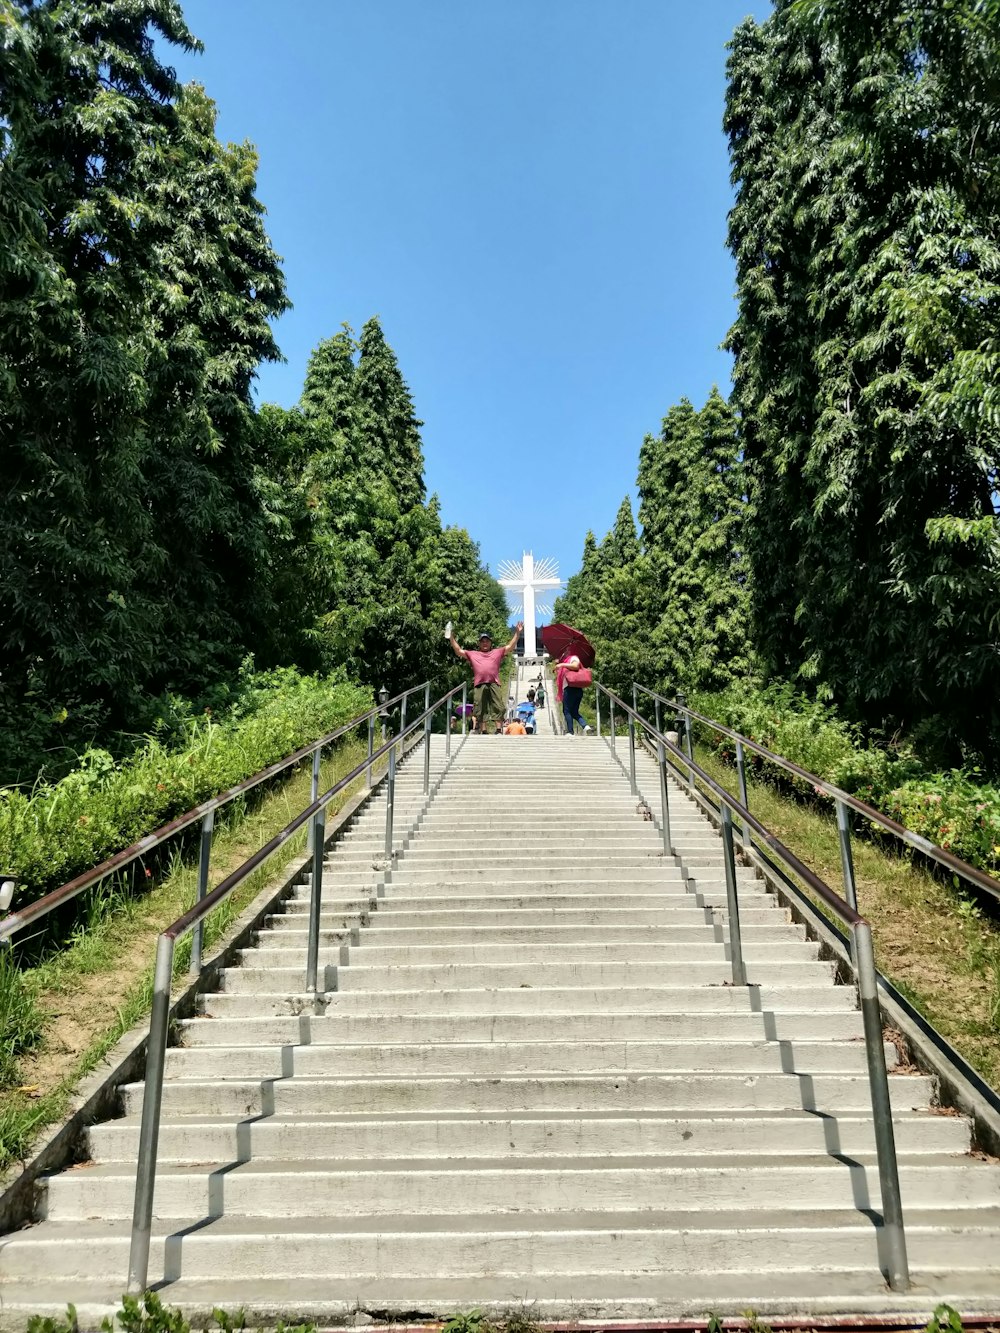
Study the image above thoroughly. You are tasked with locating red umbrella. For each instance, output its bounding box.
[539,623,596,668]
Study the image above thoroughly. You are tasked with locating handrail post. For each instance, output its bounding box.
[655,696,662,736]
[423,710,432,795]
[127,933,175,1294]
[384,747,397,856]
[678,691,694,766]
[657,740,672,855]
[720,806,747,986]
[305,804,326,994]
[632,683,638,718]
[595,687,602,737]
[398,695,408,760]
[307,745,322,853]
[852,921,909,1291]
[610,705,617,754]
[366,713,375,788]
[424,681,431,713]
[461,682,468,737]
[446,700,452,758]
[189,810,214,975]
[837,798,859,911]
[628,714,638,795]
[735,739,752,849]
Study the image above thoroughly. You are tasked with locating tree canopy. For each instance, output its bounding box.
[0,1,503,782]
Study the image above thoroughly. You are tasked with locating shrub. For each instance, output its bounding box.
[691,681,1000,877]
[0,665,370,907]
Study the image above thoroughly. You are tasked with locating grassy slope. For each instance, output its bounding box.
[0,738,368,1173]
[693,743,1000,1091]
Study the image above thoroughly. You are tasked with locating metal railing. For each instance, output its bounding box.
[633,683,1000,910]
[0,682,434,963]
[595,682,910,1292]
[126,682,465,1295]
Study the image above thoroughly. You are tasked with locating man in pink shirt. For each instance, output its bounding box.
[449,622,522,734]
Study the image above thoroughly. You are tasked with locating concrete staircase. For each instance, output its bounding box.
[3,732,1000,1323]
[511,657,557,734]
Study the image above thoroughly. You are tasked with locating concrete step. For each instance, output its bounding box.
[42,1155,1000,1222]
[222,959,837,993]
[177,1009,864,1046]
[120,1072,937,1118]
[363,866,725,884]
[202,983,862,1018]
[244,941,821,971]
[88,1108,971,1166]
[264,923,805,946]
[161,1037,887,1080]
[7,1209,999,1284]
[14,1266,1000,1325]
[271,903,789,926]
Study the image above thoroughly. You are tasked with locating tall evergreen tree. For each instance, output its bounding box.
[726,0,1000,761]
[257,321,505,698]
[355,317,426,512]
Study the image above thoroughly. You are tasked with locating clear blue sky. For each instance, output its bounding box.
[169,1,768,588]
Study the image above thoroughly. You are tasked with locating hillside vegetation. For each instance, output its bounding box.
[558,0,1000,869]
[0,0,506,792]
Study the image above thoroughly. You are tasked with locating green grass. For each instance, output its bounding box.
[0,736,370,1173]
[692,741,1000,1091]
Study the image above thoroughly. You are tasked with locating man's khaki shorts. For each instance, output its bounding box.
[474,681,505,728]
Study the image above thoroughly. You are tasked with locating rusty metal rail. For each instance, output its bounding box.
[633,683,1000,908]
[0,681,432,951]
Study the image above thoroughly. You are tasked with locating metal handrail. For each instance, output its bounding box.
[596,682,910,1292]
[126,682,465,1295]
[0,681,433,950]
[634,682,1000,908]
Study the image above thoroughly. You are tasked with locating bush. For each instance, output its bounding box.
[0,664,371,907]
[692,681,1000,876]
[27,1291,316,1333]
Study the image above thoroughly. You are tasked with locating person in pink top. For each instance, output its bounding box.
[448,623,522,735]
[556,653,594,736]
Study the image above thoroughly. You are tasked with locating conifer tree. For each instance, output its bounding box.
[355,317,426,512]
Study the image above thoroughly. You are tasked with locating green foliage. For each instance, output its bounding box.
[26,1292,312,1333]
[0,944,43,1087]
[0,5,499,784]
[258,321,506,697]
[0,665,369,904]
[0,2,288,782]
[696,681,1000,876]
[725,0,1000,764]
[926,1305,965,1333]
[638,388,752,693]
[442,1311,493,1333]
[557,389,751,701]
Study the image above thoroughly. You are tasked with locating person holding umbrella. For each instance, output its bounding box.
[448,622,523,735]
[556,654,593,736]
[539,624,596,737]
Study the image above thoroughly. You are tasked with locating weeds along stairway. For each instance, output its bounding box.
[4,731,1000,1323]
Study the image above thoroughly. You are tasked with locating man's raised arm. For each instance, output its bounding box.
[502,622,524,656]
[448,633,468,661]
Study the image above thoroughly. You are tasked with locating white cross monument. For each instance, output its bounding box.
[497,552,563,658]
